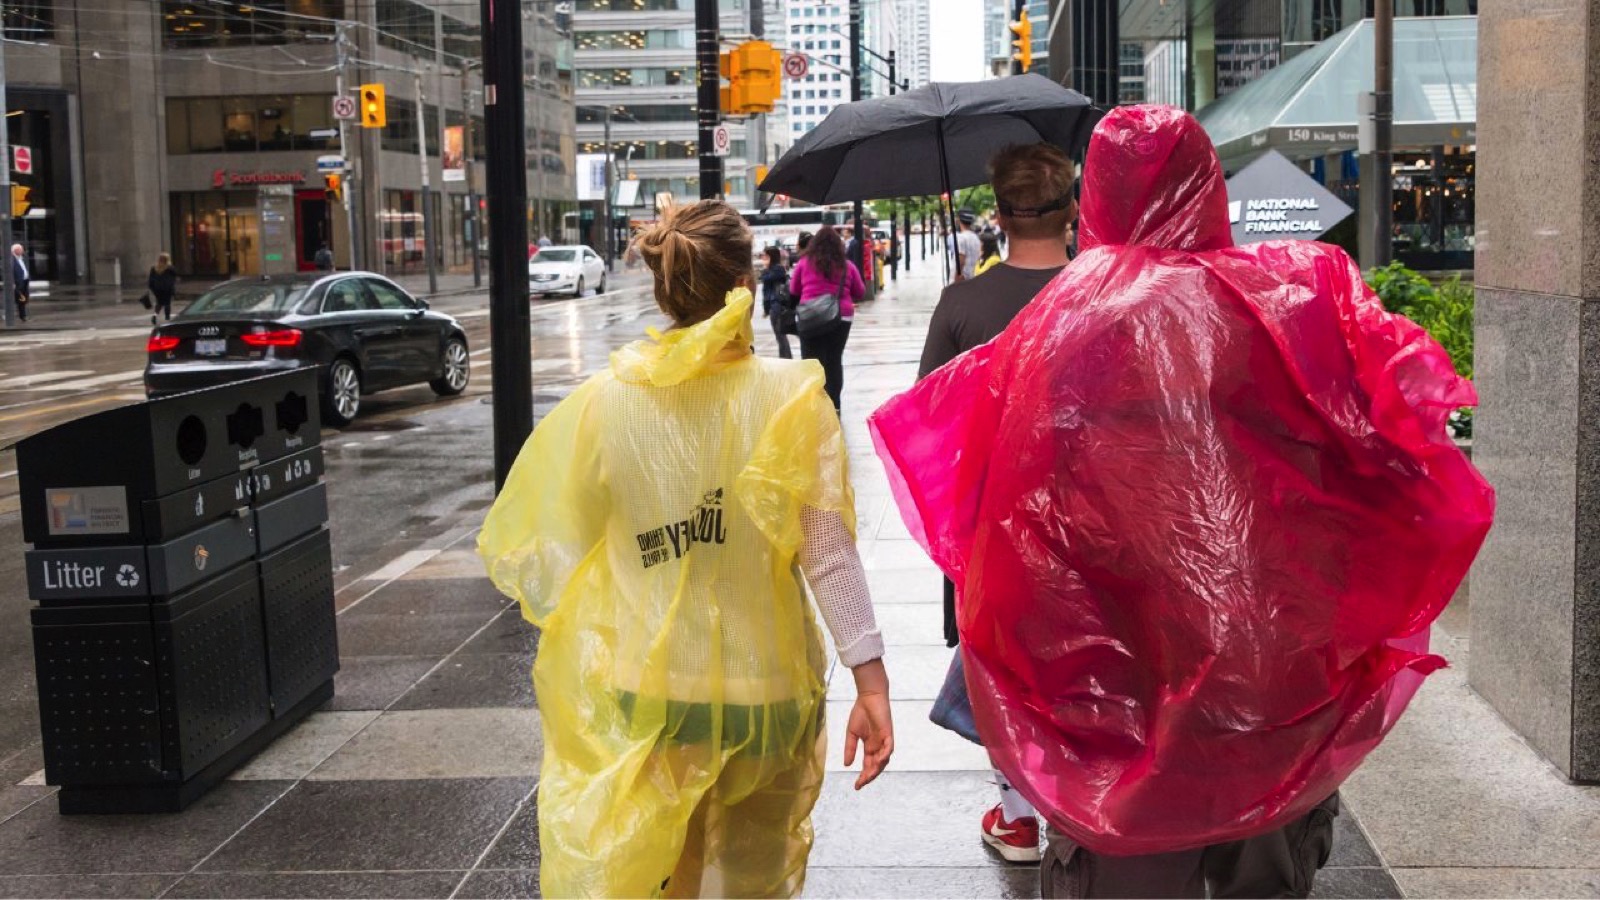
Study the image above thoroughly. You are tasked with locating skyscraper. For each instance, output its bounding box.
[895,0,932,88]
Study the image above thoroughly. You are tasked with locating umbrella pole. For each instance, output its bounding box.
[936,120,956,282]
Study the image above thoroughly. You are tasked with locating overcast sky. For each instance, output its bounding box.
[929,0,986,82]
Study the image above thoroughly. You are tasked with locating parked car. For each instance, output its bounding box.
[144,272,470,427]
[529,245,607,298]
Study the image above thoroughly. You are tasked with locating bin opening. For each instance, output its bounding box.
[226,404,265,451]
[176,415,208,466]
[275,392,309,436]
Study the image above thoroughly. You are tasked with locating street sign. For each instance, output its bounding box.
[783,53,809,80]
[12,145,32,175]
[331,95,357,121]
[712,124,731,157]
[308,128,339,140]
[316,155,347,172]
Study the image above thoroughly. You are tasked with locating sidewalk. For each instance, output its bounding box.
[0,262,1591,899]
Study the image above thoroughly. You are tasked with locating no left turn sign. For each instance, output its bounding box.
[712,125,731,157]
[783,53,809,80]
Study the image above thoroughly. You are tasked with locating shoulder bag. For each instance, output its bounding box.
[795,266,848,339]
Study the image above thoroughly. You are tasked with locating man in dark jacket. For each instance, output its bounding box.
[10,244,29,322]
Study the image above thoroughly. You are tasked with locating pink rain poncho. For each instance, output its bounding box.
[870,106,1494,856]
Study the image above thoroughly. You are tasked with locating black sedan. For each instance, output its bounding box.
[144,272,470,426]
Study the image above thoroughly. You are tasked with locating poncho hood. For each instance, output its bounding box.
[610,287,756,386]
[1078,104,1233,253]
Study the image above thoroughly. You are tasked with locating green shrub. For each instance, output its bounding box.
[1365,262,1475,438]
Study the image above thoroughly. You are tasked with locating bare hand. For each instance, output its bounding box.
[842,660,894,790]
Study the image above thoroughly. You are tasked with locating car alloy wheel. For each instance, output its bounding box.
[328,359,361,424]
[432,338,470,396]
[575,276,586,298]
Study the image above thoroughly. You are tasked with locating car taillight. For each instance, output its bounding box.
[147,335,180,353]
[240,329,303,347]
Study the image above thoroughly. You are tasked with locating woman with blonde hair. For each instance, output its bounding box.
[479,199,894,899]
[147,252,178,323]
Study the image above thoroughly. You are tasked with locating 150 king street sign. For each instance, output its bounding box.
[1225,150,1354,245]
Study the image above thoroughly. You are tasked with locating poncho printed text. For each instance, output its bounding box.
[636,489,729,569]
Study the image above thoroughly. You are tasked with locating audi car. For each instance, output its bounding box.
[528,245,607,298]
[144,273,470,426]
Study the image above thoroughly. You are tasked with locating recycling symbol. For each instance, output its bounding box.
[116,564,141,588]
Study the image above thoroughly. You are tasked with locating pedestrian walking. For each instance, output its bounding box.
[10,244,29,323]
[759,246,795,359]
[479,199,894,900]
[788,224,865,413]
[872,106,1492,898]
[974,232,1003,276]
[147,252,178,323]
[313,243,335,271]
[917,142,1078,865]
[951,209,981,281]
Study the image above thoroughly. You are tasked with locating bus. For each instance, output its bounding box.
[740,205,859,259]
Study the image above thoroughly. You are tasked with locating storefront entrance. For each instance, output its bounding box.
[171,191,263,277]
[295,190,330,271]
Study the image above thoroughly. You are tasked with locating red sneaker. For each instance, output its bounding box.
[981,803,1042,863]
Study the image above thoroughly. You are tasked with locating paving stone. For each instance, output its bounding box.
[803,865,1037,898]
[229,711,381,782]
[828,644,956,702]
[199,778,534,873]
[0,874,180,898]
[1391,867,1600,898]
[328,656,441,711]
[389,654,536,711]
[1309,867,1403,899]
[309,708,540,781]
[872,603,953,647]
[810,772,1011,869]
[340,577,508,619]
[455,608,539,657]
[0,781,290,876]
[455,869,540,899]
[478,797,540,871]
[335,611,499,658]
[162,871,463,899]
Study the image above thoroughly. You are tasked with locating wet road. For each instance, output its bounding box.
[0,283,665,769]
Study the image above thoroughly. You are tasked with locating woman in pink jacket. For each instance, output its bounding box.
[787,224,865,413]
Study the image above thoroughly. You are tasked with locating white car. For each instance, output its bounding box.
[529,245,607,298]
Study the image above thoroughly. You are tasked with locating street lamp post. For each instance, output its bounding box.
[602,105,614,272]
[696,0,722,200]
[413,74,438,296]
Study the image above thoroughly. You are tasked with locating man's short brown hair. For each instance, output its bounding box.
[990,143,1077,240]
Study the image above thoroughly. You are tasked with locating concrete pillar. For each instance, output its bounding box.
[1470,0,1600,782]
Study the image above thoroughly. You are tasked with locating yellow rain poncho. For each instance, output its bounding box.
[479,288,854,899]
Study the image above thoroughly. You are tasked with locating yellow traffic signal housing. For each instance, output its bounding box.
[324,173,343,203]
[10,184,31,219]
[728,40,780,115]
[360,83,387,129]
[1011,11,1033,72]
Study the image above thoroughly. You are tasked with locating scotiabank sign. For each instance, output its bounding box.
[211,169,308,188]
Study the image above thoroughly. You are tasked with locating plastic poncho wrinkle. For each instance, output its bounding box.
[480,288,849,897]
[870,105,1494,856]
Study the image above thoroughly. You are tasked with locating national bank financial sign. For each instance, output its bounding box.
[1224,150,1353,245]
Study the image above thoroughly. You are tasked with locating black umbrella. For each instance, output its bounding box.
[758,73,1104,205]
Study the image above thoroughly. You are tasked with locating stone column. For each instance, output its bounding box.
[1470,0,1600,782]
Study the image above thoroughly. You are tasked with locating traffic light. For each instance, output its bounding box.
[10,185,31,219]
[359,83,386,129]
[719,41,782,116]
[323,173,342,203]
[1011,11,1033,72]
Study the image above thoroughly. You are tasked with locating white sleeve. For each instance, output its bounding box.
[798,506,885,667]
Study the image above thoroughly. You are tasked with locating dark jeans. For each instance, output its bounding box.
[1041,794,1341,899]
[154,294,173,320]
[768,310,793,359]
[799,320,851,412]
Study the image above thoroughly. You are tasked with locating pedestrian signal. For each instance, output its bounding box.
[324,173,342,203]
[360,83,386,129]
[1011,12,1033,72]
[10,185,31,219]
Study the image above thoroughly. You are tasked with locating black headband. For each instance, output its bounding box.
[997,193,1075,218]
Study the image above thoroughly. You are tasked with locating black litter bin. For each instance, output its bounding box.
[18,370,338,814]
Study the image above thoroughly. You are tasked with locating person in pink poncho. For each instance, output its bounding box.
[869,105,1493,898]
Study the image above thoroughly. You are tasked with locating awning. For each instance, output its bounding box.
[1197,16,1477,167]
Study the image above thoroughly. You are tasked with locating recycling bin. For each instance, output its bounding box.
[18,370,338,814]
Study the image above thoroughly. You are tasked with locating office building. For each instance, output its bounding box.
[1,0,573,283]
[895,0,932,88]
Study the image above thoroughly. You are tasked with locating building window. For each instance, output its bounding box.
[441,16,480,61]
[577,67,690,88]
[379,102,441,155]
[4,1,54,40]
[574,0,693,8]
[376,0,437,56]
[578,105,697,124]
[166,94,338,154]
[576,29,693,51]
[163,0,341,48]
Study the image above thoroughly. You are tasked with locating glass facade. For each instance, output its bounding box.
[578,68,693,89]
[162,0,342,47]
[171,191,263,277]
[3,0,54,40]
[576,29,695,50]
[166,94,336,154]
